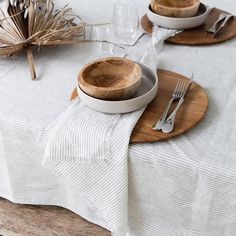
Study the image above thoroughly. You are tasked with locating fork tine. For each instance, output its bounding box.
[174,79,191,97]
[174,80,181,95]
[177,80,182,96]
[178,80,185,96]
[176,81,181,96]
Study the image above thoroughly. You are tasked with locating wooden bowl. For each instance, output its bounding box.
[78,57,142,101]
[150,0,200,18]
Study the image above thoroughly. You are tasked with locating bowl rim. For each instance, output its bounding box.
[148,3,209,20]
[78,57,143,94]
[77,62,158,104]
[152,0,200,11]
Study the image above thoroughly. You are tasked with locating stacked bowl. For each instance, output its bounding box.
[77,57,158,114]
[147,0,213,30]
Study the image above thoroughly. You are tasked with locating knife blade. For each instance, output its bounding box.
[183,73,194,98]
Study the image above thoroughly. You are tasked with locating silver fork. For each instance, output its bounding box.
[152,80,186,130]
[162,74,194,133]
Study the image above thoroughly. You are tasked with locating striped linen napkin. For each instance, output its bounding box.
[42,100,144,236]
[42,96,148,235]
[42,54,157,236]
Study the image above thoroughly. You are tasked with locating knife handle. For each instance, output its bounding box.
[153,98,175,130]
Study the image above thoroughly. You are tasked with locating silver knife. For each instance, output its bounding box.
[213,13,233,38]
[162,74,194,134]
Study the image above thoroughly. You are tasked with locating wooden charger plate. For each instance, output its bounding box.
[141,8,236,45]
[70,69,208,143]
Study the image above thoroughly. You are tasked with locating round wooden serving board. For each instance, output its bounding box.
[70,69,208,143]
[141,8,236,45]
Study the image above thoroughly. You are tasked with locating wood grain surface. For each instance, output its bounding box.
[78,57,142,100]
[71,69,208,143]
[150,0,200,18]
[0,198,110,236]
[141,8,236,45]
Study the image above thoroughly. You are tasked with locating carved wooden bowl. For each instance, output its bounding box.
[151,0,200,18]
[78,57,142,100]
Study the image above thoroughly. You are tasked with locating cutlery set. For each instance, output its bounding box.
[207,12,233,38]
[153,75,193,133]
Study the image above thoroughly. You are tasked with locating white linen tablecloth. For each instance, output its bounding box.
[1,0,236,235]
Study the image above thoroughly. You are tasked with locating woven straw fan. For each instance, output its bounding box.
[0,0,87,80]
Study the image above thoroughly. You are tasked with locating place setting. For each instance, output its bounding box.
[67,0,236,143]
[141,0,236,45]
[70,57,208,143]
[67,0,217,143]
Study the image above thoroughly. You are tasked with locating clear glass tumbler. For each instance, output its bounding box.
[112,0,139,44]
[90,24,114,56]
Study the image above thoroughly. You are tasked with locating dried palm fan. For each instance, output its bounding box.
[0,0,86,80]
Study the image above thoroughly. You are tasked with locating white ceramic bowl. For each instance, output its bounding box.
[77,62,158,114]
[147,3,213,30]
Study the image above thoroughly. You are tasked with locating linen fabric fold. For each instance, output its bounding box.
[42,98,145,236]
[152,25,182,53]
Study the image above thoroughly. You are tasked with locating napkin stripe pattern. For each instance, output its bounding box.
[43,98,145,236]
[44,100,121,162]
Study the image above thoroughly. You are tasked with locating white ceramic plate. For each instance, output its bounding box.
[77,62,158,114]
[147,3,213,30]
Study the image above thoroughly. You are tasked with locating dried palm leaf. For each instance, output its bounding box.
[0,0,86,80]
